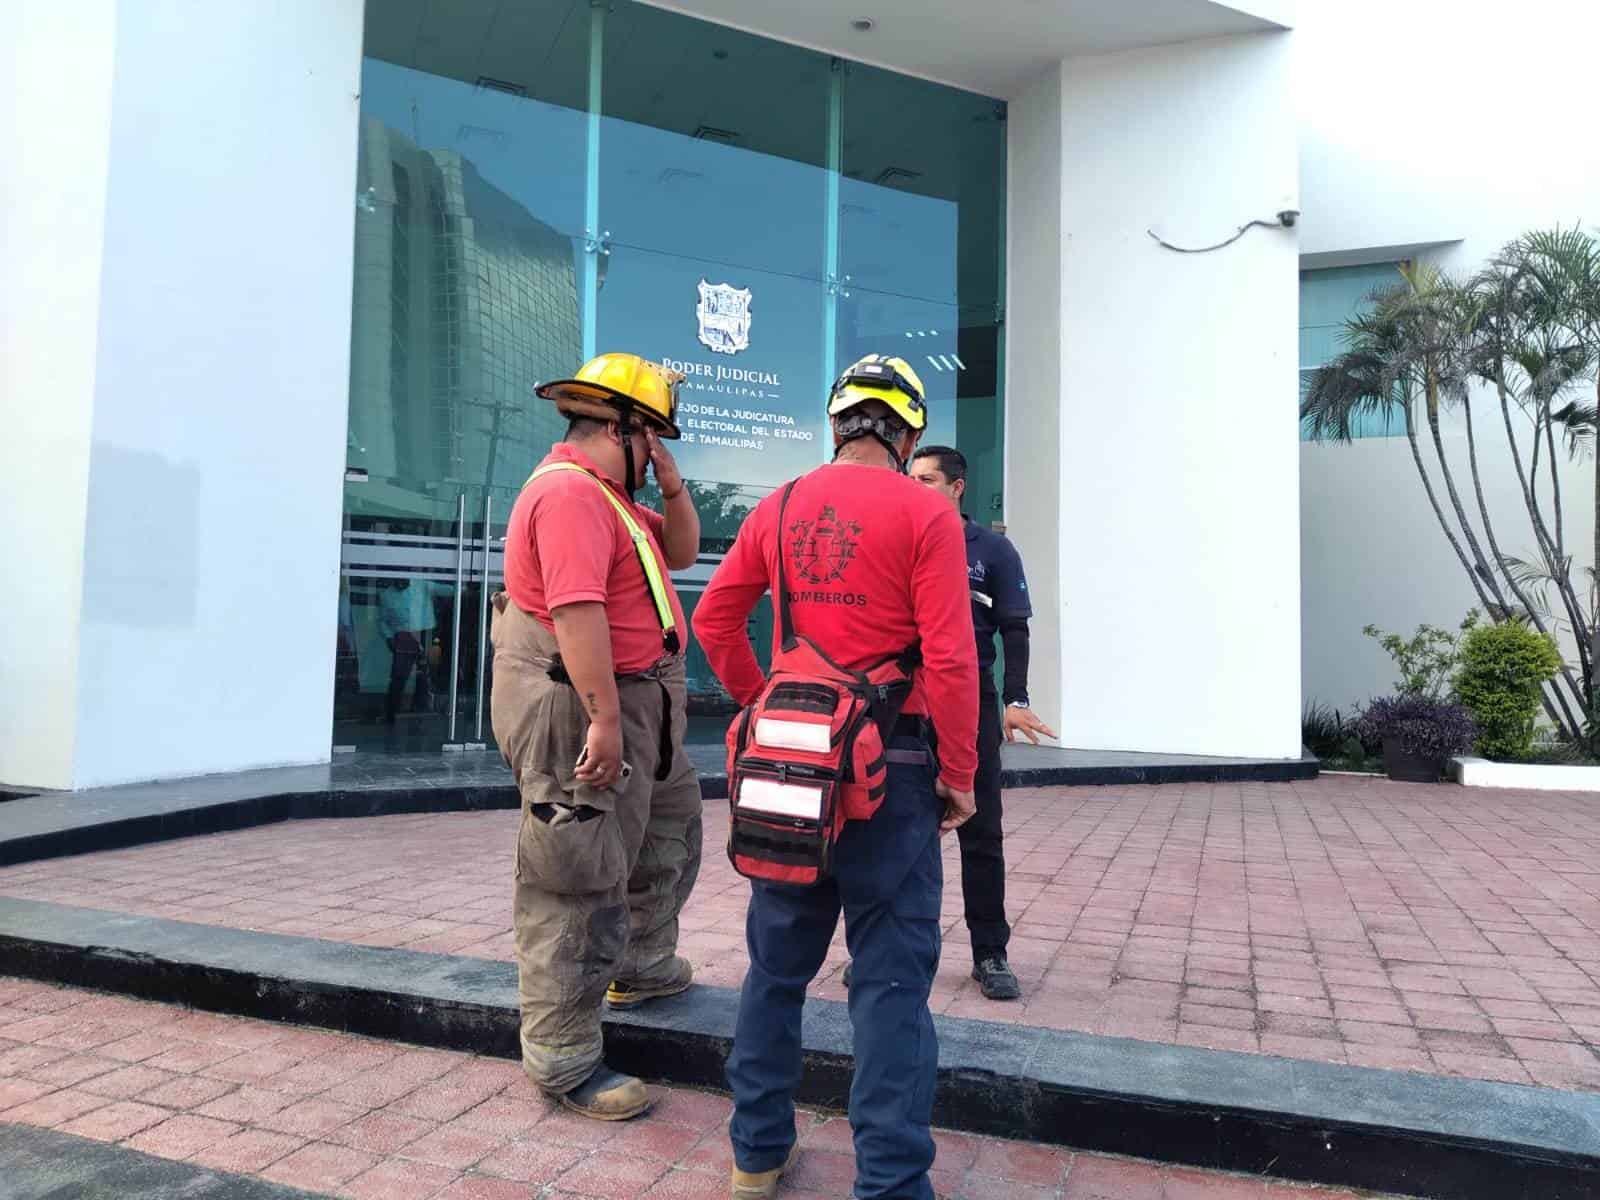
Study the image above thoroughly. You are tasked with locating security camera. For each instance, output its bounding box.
[1277,209,1300,228]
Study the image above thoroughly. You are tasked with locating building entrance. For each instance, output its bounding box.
[341,0,1007,754]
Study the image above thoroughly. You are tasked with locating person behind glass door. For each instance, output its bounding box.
[378,577,435,724]
[490,352,703,1123]
[908,445,1056,1001]
[334,584,360,706]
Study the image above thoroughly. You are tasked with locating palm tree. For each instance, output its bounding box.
[1302,264,1508,620]
[1463,254,1591,731]
[1499,229,1600,711]
[1302,249,1598,740]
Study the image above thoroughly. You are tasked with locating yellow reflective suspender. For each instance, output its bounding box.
[527,462,679,649]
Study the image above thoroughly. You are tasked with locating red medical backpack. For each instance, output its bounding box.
[724,480,919,886]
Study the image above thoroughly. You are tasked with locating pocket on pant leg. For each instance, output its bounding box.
[513,685,628,895]
[517,792,626,895]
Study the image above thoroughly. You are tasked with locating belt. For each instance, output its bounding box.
[544,656,678,783]
[891,714,929,740]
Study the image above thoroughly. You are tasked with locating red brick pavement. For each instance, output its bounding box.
[3,776,1600,1091]
[0,977,1406,1199]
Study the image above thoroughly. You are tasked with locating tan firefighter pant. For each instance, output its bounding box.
[490,600,703,1095]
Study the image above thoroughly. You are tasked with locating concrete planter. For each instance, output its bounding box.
[1451,756,1600,791]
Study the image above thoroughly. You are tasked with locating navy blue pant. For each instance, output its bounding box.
[727,737,943,1200]
[958,686,1008,961]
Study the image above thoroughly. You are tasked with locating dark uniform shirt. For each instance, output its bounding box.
[965,516,1032,704]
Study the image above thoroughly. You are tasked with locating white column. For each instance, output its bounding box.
[0,0,365,790]
[0,3,118,790]
[1009,31,1302,760]
[1003,68,1065,734]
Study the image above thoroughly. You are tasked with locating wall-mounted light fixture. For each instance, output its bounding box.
[1147,208,1300,254]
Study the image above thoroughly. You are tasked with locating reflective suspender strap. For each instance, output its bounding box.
[527,462,680,651]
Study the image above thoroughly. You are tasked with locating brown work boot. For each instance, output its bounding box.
[730,1141,799,1199]
[545,1064,650,1121]
[607,956,694,1009]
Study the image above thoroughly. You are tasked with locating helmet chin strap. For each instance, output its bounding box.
[617,410,639,494]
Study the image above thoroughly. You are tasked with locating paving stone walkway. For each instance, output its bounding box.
[2,776,1599,1091]
[0,977,1409,1199]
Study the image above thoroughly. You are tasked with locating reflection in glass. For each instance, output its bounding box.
[838,61,1007,523]
[340,0,1008,749]
[349,62,586,501]
[340,31,591,748]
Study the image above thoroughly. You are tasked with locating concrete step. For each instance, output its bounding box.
[0,897,1593,1200]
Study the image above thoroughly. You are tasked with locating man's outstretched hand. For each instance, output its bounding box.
[1003,705,1057,745]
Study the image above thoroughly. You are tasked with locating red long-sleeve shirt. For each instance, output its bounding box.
[692,463,979,792]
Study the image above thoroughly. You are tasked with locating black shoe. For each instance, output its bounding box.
[972,956,1021,1000]
[542,1063,650,1121]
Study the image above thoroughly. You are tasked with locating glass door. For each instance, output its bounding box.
[343,0,1008,756]
[340,12,588,755]
[334,480,509,753]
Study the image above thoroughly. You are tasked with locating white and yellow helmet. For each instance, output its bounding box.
[827,354,928,430]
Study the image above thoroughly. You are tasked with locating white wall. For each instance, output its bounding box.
[1050,32,1302,759]
[1004,67,1065,733]
[1303,436,1595,716]
[0,0,364,790]
[1296,0,1600,715]
[63,0,365,788]
[0,3,117,790]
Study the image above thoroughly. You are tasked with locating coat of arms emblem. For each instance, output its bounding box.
[696,279,753,356]
[788,505,862,585]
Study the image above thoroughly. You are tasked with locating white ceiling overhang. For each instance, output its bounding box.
[639,0,1294,98]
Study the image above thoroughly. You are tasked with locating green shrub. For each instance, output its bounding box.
[1451,620,1563,760]
[1363,613,1477,700]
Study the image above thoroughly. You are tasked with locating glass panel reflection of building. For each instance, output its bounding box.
[340,117,585,739]
[349,117,579,498]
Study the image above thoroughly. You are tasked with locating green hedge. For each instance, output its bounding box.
[1451,621,1563,761]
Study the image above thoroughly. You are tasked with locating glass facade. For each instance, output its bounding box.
[337,0,1007,752]
[1299,262,1404,441]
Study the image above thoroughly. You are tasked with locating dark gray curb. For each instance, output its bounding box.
[0,1120,322,1199]
[0,899,1595,1199]
[995,755,1318,790]
[0,783,521,869]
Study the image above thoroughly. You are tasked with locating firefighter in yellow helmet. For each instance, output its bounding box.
[695,352,978,1199]
[825,353,930,470]
[490,352,703,1121]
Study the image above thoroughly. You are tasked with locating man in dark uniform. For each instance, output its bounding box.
[909,445,1055,1000]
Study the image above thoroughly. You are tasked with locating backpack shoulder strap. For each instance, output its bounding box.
[775,479,800,652]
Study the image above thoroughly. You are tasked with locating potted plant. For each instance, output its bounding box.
[1355,695,1478,782]
[1354,617,1479,781]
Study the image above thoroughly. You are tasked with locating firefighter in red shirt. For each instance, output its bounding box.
[693,355,978,1200]
[490,353,703,1123]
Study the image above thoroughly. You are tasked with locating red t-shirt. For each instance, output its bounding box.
[692,463,979,792]
[503,443,688,674]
